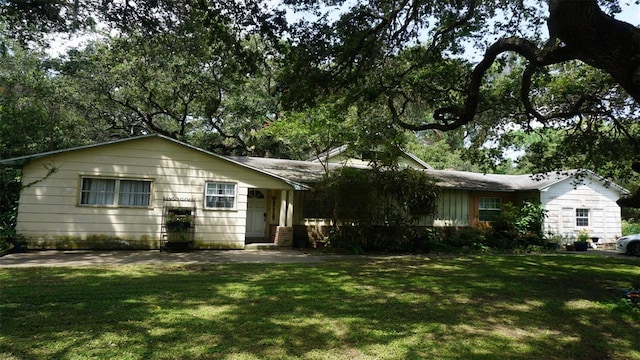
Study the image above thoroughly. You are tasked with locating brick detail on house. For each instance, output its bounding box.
[274,226,293,246]
[268,224,277,242]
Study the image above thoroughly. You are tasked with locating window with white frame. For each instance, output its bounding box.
[80,177,152,207]
[205,182,236,209]
[479,197,501,222]
[576,208,589,227]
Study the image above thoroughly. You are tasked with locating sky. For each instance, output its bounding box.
[619,3,640,24]
[48,2,640,57]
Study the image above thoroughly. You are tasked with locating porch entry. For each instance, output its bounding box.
[246,189,267,242]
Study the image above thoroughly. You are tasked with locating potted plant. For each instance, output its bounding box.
[574,229,591,251]
[164,213,194,250]
[545,233,562,251]
[165,214,192,232]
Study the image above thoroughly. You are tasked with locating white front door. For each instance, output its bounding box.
[246,189,267,238]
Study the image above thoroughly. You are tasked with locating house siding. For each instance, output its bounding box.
[541,177,622,243]
[434,189,470,226]
[15,137,293,249]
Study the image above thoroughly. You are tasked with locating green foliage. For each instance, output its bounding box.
[474,61,640,182]
[576,229,592,243]
[422,202,548,252]
[485,201,547,249]
[259,102,353,161]
[1,1,639,194]
[321,167,438,252]
[406,129,479,171]
[436,226,489,252]
[0,36,86,158]
[622,220,640,236]
[58,30,279,155]
[0,168,20,243]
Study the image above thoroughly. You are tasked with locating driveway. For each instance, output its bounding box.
[0,247,635,268]
[0,249,353,268]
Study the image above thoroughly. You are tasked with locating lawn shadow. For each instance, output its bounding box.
[1,254,639,359]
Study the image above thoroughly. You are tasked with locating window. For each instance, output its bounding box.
[576,208,589,227]
[205,182,236,209]
[118,180,152,206]
[479,197,501,222]
[80,177,152,207]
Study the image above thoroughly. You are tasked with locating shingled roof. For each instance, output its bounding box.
[224,157,626,194]
[1,134,626,195]
[425,169,628,194]
[224,156,338,184]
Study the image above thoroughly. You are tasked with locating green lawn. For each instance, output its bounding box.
[1,254,639,359]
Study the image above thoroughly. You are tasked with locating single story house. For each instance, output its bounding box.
[0,134,628,249]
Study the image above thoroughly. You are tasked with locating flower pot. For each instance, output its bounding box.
[574,242,589,251]
[166,221,190,232]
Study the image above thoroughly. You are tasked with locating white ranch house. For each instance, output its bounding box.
[0,134,628,249]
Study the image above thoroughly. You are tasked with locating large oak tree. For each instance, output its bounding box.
[3,1,640,176]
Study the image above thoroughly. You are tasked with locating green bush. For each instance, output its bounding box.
[622,220,640,236]
[322,167,439,253]
[485,201,547,250]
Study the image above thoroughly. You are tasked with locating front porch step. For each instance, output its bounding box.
[244,243,285,251]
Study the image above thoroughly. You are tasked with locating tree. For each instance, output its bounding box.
[56,20,284,155]
[4,1,640,172]
[279,1,639,126]
[274,0,640,200]
[319,166,438,252]
[0,35,87,158]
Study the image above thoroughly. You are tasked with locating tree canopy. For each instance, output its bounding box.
[1,0,640,182]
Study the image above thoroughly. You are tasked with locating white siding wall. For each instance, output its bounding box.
[541,177,623,243]
[16,137,293,249]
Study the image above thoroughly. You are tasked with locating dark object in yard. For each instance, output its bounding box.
[574,242,589,251]
[623,288,640,309]
[11,241,28,253]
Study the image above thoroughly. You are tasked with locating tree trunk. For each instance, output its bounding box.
[547,0,640,103]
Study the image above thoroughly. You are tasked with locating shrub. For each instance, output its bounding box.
[622,220,640,236]
[484,201,547,250]
[322,167,438,253]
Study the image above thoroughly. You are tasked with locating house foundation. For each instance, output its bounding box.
[274,226,293,246]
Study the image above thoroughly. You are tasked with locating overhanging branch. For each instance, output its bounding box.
[394,37,563,131]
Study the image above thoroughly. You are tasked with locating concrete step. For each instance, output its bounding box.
[244,243,285,251]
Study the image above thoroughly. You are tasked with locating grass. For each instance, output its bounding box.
[1,253,640,359]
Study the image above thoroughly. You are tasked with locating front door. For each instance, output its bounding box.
[246,189,267,239]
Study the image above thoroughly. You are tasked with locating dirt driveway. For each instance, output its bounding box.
[0,249,355,268]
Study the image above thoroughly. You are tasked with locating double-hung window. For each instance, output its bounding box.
[80,177,152,207]
[576,208,589,227]
[479,197,501,222]
[205,182,236,209]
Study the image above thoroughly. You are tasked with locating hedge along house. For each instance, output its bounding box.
[424,169,629,244]
[308,145,629,244]
[0,134,313,250]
